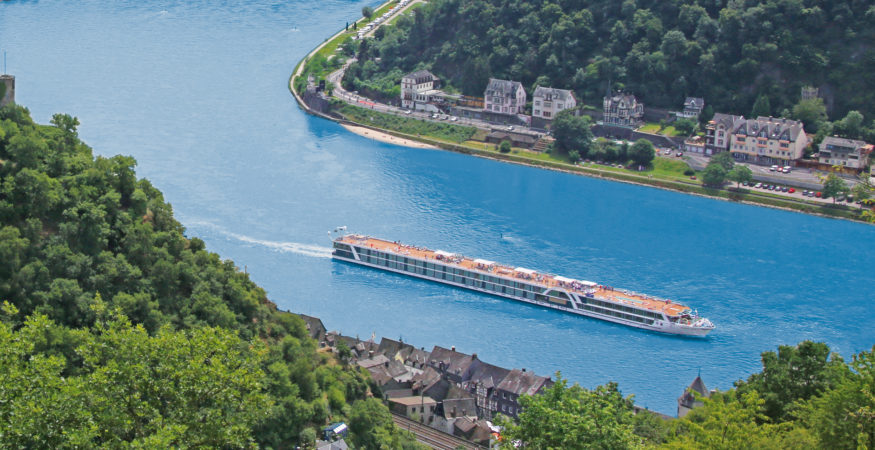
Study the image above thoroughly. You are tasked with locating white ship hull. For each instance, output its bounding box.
[332,245,713,337]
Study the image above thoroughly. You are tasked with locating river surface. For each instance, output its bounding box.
[2,0,874,415]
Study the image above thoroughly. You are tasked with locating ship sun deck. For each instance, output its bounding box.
[337,235,690,317]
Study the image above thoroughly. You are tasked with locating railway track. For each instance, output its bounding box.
[391,413,485,450]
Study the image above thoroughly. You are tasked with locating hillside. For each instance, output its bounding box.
[0,104,420,448]
[345,0,875,122]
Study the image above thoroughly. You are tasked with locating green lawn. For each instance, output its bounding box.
[337,104,476,143]
[638,123,679,137]
[639,123,661,133]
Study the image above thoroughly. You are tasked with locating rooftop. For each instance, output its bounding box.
[390,395,437,406]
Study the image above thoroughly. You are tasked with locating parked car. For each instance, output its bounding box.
[663,149,672,155]
[782,186,789,192]
[404,109,412,114]
[815,191,822,198]
[783,166,792,173]
[788,188,795,193]
[755,182,762,188]
[676,151,684,157]
[690,175,697,180]
[450,116,458,121]
[507,125,514,131]
[742,181,749,186]
[770,165,778,171]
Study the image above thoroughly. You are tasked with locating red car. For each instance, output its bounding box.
[815,191,822,198]
[788,188,795,193]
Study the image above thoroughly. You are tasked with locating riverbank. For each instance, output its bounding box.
[288,16,871,225]
[342,124,438,149]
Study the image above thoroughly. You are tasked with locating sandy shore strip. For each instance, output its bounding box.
[342,124,438,149]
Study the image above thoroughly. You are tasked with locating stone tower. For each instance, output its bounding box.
[0,75,15,107]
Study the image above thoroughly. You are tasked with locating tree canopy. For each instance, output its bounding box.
[347,0,875,124]
[0,103,415,448]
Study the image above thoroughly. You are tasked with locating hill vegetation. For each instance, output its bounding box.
[497,341,874,449]
[346,0,875,126]
[0,104,421,448]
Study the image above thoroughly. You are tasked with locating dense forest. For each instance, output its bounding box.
[346,0,875,123]
[497,341,875,449]
[0,104,421,448]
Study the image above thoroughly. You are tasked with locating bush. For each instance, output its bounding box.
[499,140,512,153]
[684,169,695,176]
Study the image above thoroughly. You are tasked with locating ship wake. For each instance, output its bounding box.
[229,233,333,258]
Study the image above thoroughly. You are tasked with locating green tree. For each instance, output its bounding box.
[0,309,272,448]
[499,139,512,153]
[751,94,772,117]
[726,165,753,188]
[833,110,865,139]
[673,118,697,136]
[821,172,848,204]
[701,164,727,186]
[628,139,655,166]
[663,390,797,449]
[710,151,735,171]
[551,110,593,155]
[734,341,849,423]
[495,375,637,449]
[801,346,875,449]
[851,182,871,208]
[362,6,373,19]
[792,98,828,134]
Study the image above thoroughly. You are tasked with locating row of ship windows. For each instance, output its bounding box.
[581,305,656,325]
[584,298,663,320]
[357,249,540,292]
[360,254,546,300]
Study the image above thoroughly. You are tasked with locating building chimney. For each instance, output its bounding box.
[521,368,526,372]
[451,346,455,351]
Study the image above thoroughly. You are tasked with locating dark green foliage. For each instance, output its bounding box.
[499,139,512,153]
[751,94,772,117]
[0,104,402,447]
[734,341,849,423]
[551,110,593,155]
[628,139,655,166]
[362,6,374,18]
[701,164,727,186]
[673,118,697,137]
[495,375,637,449]
[349,0,875,121]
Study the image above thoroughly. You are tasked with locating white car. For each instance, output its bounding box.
[770,165,778,171]
[404,109,412,115]
[450,116,458,122]
[783,166,792,173]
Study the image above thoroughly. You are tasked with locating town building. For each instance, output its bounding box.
[677,376,710,418]
[818,136,873,171]
[603,92,644,127]
[683,136,706,154]
[704,113,744,155]
[676,97,705,120]
[483,78,526,115]
[532,86,576,120]
[388,396,438,425]
[492,368,551,419]
[728,116,808,166]
[400,70,441,111]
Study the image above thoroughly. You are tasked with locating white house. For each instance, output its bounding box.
[400,70,440,111]
[532,86,576,120]
[483,78,526,115]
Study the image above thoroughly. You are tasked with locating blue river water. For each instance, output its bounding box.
[2,0,874,415]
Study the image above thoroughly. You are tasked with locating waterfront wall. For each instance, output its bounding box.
[0,75,14,107]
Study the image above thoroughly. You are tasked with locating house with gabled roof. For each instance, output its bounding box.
[484,78,526,115]
[493,368,551,419]
[400,69,441,111]
[532,86,576,120]
[678,375,710,418]
[818,136,873,172]
[705,113,744,155]
[677,97,705,119]
[603,92,644,127]
[729,116,808,166]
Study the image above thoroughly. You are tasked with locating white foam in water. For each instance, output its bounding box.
[185,220,332,258]
[228,232,333,258]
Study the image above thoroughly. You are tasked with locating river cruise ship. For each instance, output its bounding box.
[332,234,715,336]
